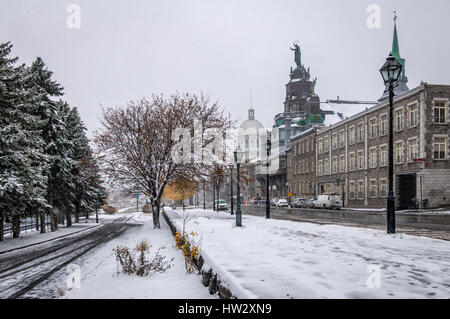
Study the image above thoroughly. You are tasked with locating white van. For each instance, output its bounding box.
[313,194,343,209]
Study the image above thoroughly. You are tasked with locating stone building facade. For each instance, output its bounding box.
[287,127,318,199]
[287,83,450,209]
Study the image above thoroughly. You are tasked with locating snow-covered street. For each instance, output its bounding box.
[166,208,450,299]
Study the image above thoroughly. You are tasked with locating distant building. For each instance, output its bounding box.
[266,44,372,199]
[286,17,450,209]
[239,107,266,199]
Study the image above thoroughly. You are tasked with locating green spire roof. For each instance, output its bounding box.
[392,24,400,59]
[391,14,406,78]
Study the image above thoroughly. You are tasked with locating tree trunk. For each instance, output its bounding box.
[95,209,99,224]
[0,213,4,242]
[66,206,72,227]
[40,211,46,234]
[59,206,65,225]
[50,207,57,232]
[12,216,20,238]
[52,209,58,231]
[74,210,80,223]
[35,212,39,231]
[152,201,161,229]
[182,190,185,211]
[85,208,89,220]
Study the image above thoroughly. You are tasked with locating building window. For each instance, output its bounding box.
[369,119,377,139]
[339,130,345,148]
[408,103,418,128]
[311,160,315,173]
[357,181,364,199]
[394,108,404,131]
[339,154,345,172]
[357,150,364,170]
[379,114,387,136]
[379,145,388,166]
[369,147,377,168]
[332,156,338,174]
[324,136,329,152]
[379,179,387,197]
[349,181,355,200]
[369,180,377,198]
[349,153,355,171]
[349,126,356,145]
[357,123,364,143]
[433,136,448,160]
[394,141,404,164]
[433,101,448,124]
[318,139,323,154]
[332,133,338,150]
[324,159,329,175]
[407,138,419,162]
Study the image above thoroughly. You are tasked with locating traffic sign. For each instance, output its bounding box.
[288,192,293,197]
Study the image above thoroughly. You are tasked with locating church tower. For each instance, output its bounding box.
[379,12,409,101]
[284,44,318,114]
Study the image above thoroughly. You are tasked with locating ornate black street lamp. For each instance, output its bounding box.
[230,165,234,215]
[266,138,272,219]
[212,178,216,212]
[234,147,244,227]
[203,182,206,210]
[379,53,403,234]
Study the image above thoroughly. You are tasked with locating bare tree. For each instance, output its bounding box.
[94,93,232,228]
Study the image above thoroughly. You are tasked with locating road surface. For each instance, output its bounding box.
[0,214,138,299]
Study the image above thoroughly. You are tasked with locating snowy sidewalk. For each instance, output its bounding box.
[63,212,213,299]
[166,208,450,299]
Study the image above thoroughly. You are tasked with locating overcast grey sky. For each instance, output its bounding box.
[2,0,449,134]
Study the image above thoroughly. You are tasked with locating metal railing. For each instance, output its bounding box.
[3,215,52,237]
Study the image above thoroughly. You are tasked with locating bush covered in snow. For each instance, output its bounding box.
[113,239,173,276]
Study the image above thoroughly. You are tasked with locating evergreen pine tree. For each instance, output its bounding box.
[0,42,48,239]
[28,57,75,230]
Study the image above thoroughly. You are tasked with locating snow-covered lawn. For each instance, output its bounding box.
[166,208,450,299]
[63,212,213,299]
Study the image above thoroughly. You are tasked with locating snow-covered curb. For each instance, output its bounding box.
[162,209,255,299]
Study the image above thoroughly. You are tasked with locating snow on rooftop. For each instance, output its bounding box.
[322,101,377,126]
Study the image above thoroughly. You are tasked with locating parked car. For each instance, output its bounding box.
[313,194,343,209]
[276,199,289,207]
[270,198,279,207]
[293,198,307,208]
[216,200,229,211]
[301,199,315,209]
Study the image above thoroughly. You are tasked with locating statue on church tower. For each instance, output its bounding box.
[290,43,301,68]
